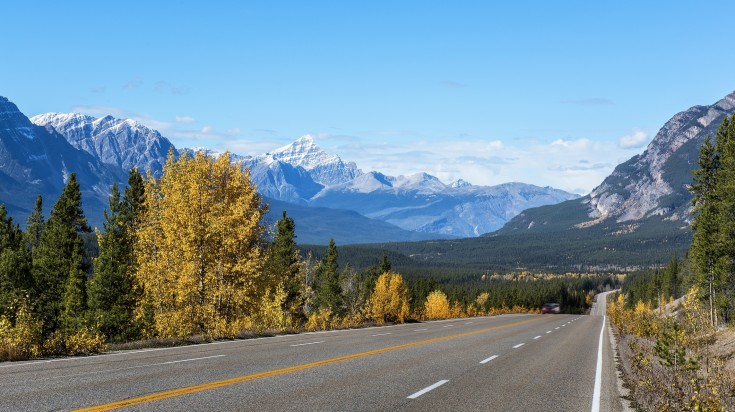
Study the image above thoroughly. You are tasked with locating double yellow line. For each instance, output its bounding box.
[76,317,539,411]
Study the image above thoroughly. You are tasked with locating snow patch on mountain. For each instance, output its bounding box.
[31,112,176,176]
[250,134,362,186]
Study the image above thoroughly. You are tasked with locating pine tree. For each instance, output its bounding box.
[25,195,45,252]
[265,211,303,319]
[88,183,138,341]
[122,167,146,235]
[0,204,32,321]
[380,255,391,273]
[60,248,87,333]
[690,133,722,326]
[31,174,91,336]
[314,239,343,314]
[715,115,735,323]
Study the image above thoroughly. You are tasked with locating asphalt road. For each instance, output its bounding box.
[0,292,624,411]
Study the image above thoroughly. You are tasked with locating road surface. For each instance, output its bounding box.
[0,292,624,411]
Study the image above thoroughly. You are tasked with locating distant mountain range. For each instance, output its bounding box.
[10,105,577,242]
[5,87,729,257]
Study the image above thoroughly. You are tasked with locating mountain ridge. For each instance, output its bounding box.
[30,110,578,238]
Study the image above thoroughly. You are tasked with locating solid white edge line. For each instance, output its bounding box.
[290,341,325,347]
[591,314,605,412]
[480,355,499,364]
[512,343,525,348]
[407,379,450,399]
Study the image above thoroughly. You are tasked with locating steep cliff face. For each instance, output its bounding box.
[499,91,735,237]
[586,91,735,224]
[0,98,122,224]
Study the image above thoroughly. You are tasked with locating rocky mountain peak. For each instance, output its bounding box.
[31,112,175,176]
[586,90,735,225]
[268,134,339,168]
[256,134,362,186]
[0,96,34,132]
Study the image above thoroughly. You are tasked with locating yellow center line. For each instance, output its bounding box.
[75,316,541,411]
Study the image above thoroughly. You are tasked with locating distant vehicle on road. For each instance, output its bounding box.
[542,303,560,314]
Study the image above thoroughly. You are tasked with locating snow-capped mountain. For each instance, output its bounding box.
[26,107,578,240]
[31,112,176,176]
[245,135,362,186]
[0,98,123,223]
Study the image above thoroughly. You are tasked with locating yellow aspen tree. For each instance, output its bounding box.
[423,290,450,320]
[135,150,268,338]
[367,272,410,324]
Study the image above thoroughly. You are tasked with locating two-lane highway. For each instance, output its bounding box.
[0,293,624,411]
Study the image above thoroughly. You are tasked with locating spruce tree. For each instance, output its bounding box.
[122,168,146,234]
[0,204,32,321]
[25,195,45,252]
[32,174,91,336]
[690,133,721,325]
[667,253,680,299]
[266,211,302,317]
[715,115,735,322]
[60,248,87,332]
[314,239,343,313]
[88,183,138,341]
[380,255,391,274]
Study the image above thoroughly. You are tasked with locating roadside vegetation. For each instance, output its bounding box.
[608,114,735,411]
[1,149,610,361]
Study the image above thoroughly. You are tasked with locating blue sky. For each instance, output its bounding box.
[3,1,735,194]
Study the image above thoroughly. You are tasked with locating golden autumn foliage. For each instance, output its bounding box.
[134,150,269,338]
[608,288,731,410]
[423,290,450,320]
[475,292,489,308]
[305,309,333,331]
[0,302,42,361]
[450,301,466,319]
[367,272,410,325]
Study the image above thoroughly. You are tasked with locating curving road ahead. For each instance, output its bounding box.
[0,292,624,411]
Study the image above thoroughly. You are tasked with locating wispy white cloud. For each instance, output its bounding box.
[309,132,642,195]
[618,130,649,149]
[175,116,196,123]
